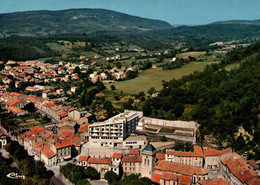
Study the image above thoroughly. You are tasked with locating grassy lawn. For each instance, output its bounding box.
[225,63,240,71]
[107,61,219,94]
[46,43,74,55]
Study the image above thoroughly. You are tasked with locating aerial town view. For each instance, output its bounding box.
[0,0,259,185]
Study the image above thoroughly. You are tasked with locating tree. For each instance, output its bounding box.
[74,66,81,75]
[84,166,99,180]
[147,87,156,95]
[111,85,116,90]
[126,71,138,80]
[115,62,122,69]
[104,171,119,184]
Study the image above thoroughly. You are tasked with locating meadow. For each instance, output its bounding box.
[107,61,219,94]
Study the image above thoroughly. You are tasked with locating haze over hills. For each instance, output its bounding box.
[0,8,173,38]
[211,19,260,25]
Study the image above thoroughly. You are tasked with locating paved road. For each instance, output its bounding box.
[89,179,108,185]
[51,174,72,185]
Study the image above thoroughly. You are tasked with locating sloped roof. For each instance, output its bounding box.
[166,145,204,158]
[221,156,260,185]
[112,153,122,159]
[55,139,71,149]
[7,99,21,106]
[179,175,192,185]
[122,155,142,163]
[155,161,208,176]
[142,143,156,152]
[219,148,232,155]
[78,155,89,162]
[152,173,161,184]
[203,147,220,156]
[88,158,112,164]
[161,171,178,181]
[156,153,165,160]
[198,178,230,185]
[41,145,56,159]
[79,123,89,133]
[129,148,139,155]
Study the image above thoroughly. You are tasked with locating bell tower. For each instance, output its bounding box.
[141,143,157,179]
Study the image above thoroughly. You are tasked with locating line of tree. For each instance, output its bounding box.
[104,172,152,185]
[60,163,99,185]
[5,141,54,185]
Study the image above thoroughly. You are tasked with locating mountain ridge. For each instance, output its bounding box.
[0,8,173,38]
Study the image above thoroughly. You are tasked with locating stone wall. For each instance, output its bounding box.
[143,117,196,129]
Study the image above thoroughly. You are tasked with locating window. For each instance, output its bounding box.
[125,167,127,170]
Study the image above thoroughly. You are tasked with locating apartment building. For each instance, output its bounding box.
[88,110,143,148]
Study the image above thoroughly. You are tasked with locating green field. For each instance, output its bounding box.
[177,51,206,58]
[107,61,219,94]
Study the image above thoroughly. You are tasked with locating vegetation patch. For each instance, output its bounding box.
[159,127,175,133]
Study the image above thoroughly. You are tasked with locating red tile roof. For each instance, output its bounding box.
[88,158,112,164]
[17,67,32,70]
[79,123,89,133]
[55,139,71,149]
[112,153,122,159]
[203,147,220,156]
[68,108,77,112]
[161,171,178,181]
[122,155,142,163]
[156,153,165,160]
[33,141,47,148]
[221,156,260,185]
[44,102,55,108]
[42,90,51,94]
[129,148,139,155]
[8,106,24,114]
[41,134,57,140]
[219,148,232,156]
[155,161,208,176]
[78,155,89,162]
[7,99,21,106]
[166,145,204,158]
[56,110,68,117]
[30,126,52,135]
[179,175,192,185]
[152,173,162,184]
[41,145,56,159]
[198,178,230,185]
[59,131,74,139]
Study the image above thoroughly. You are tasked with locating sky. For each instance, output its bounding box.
[0,0,260,25]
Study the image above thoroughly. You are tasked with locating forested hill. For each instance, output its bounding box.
[143,41,260,159]
[0,8,172,38]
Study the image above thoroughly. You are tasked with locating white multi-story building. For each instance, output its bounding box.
[88,110,143,148]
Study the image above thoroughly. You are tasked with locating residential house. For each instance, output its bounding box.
[77,155,89,167]
[87,158,112,179]
[52,139,72,163]
[122,155,142,176]
[165,145,204,168]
